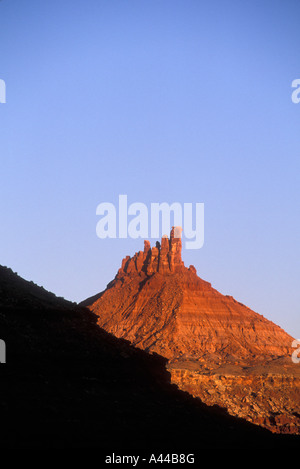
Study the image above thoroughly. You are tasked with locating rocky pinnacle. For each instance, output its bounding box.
[117,227,193,276]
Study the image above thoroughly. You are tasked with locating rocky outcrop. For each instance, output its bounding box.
[82,227,300,434]
[116,227,188,277]
[83,228,293,361]
[169,362,300,434]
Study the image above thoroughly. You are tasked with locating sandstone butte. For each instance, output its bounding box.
[82,227,300,434]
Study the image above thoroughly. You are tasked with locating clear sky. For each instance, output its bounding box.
[1,0,299,338]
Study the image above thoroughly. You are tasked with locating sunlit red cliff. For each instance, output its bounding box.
[83,227,300,434]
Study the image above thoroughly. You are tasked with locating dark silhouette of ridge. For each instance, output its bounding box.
[0,265,299,451]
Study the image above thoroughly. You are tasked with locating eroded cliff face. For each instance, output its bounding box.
[83,228,293,361]
[169,361,300,434]
[83,227,300,434]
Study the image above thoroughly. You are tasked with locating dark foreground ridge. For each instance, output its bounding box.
[0,265,299,451]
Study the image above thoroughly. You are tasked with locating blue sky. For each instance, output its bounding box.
[0,0,299,338]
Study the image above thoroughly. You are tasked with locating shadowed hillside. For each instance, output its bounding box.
[0,265,299,452]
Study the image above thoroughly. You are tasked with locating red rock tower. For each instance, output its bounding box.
[81,228,299,434]
[116,227,191,277]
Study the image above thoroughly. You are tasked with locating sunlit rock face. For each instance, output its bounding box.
[83,227,300,434]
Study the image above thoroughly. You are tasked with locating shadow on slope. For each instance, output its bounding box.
[0,266,299,452]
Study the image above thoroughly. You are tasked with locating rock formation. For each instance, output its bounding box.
[83,227,300,434]
[3,264,297,450]
[117,226,185,277]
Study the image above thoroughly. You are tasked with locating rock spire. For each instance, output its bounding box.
[117,227,195,277]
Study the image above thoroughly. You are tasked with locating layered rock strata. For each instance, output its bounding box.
[83,228,299,434]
